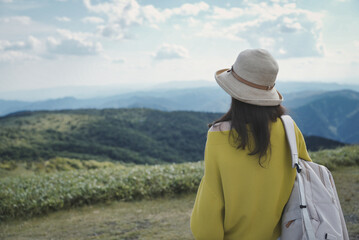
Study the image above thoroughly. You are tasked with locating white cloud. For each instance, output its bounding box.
[0,36,41,52]
[279,48,287,55]
[168,2,209,16]
[0,40,29,51]
[56,29,93,39]
[141,5,168,23]
[259,37,276,49]
[210,7,244,20]
[199,2,324,58]
[82,16,104,24]
[47,38,102,56]
[0,16,31,25]
[270,0,289,3]
[83,0,142,25]
[210,3,306,21]
[28,36,42,50]
[0,36,43,63]
[279,17,302,32]
[83,0,209,39]
[97,24,125,40]
[55,16,71,22]
[197,21,249,41]
[153,43,189,60]
[0,15,55,40]
[0,51,39,62]
[0,0,13,2]
[142,2,209,24]
[0,28,102,62]
[187,17,200,27]
[47,29,102,56]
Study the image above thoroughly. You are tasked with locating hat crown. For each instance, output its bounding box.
[214,48,283,106]
[233,49,278,87]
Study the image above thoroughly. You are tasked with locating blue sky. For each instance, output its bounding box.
[0,0,358,93]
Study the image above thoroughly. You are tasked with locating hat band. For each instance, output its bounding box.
[229,66,275,91]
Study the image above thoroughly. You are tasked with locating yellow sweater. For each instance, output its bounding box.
[190,118,311,240]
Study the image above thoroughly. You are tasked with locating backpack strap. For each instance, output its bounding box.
[280,115,316,240]
[280,115,299,169]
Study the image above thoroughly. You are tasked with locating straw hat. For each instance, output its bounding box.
[215,49,283,106]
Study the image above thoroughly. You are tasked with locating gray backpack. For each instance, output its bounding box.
[280,115,349,240]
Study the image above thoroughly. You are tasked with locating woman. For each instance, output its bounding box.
[190,49,311,240]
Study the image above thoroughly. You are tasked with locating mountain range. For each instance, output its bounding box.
[1,86,359,143]
[1,87,358,114]
[0,109,219,164]
[1,80,359,102]
[289,90,359,143]
[0,108,346,164]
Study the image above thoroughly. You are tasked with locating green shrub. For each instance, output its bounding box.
[0,145,358,221]
[29,157,118,173]
[0,162,204,221]
[310,145,359,170]
[82,160,115,169]
[45,157,84,171]
[0,161,17,171]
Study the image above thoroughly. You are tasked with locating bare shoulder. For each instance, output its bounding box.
[209,121,231,132]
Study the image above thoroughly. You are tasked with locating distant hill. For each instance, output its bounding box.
[0,87,230,116]
[0,109,220,164]
[290,90,359,143]
[1,89,359,143]
[304,136,346,151]
[0,108,348,164]
[275,81,359,93]
[1,80,358,101]
[1,86,358,114]
[1,80,359,113]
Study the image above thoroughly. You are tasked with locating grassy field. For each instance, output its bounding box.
[0,194,196,240]
[332,167,359,239]
[0,166,358,240]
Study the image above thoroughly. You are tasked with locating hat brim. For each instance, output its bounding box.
[215,68,283,106]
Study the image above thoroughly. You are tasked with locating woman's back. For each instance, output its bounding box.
[190,118,311,240]
[191,49,311,239]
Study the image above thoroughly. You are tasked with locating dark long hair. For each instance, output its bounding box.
[209,98,286,166]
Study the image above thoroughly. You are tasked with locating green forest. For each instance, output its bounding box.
[0,108,347,166]
[0,108,221,164]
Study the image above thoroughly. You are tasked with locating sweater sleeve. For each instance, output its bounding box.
[190,134,225,240]
[294,121,312,162]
